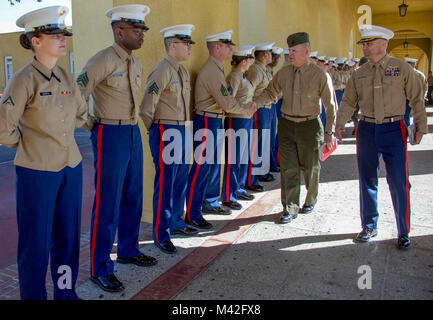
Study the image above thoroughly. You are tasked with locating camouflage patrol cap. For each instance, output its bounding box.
[287,32,309,47]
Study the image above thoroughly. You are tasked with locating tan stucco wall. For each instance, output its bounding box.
[389,38,431,76]
[71,0,114,78]
[0,31,73,93]
[373,11,433,72]
[239,0,362,71]
[373,11,433,45]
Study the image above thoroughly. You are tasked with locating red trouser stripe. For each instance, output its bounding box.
[225,118,233,202]
[154,125,165,244]
[399,120,410,233]
[91,125,103,277]
[186,116,208,221]
[248,112,258,185]
[277,147,280,166]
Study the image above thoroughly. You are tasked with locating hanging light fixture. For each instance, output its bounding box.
[399,0,408,17]
[403,41,408,48]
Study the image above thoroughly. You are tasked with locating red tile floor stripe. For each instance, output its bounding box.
[131,186,281,300]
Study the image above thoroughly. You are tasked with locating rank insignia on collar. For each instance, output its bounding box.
[220,84,228,96]
[2,96,15,107]
[148,82,159,95]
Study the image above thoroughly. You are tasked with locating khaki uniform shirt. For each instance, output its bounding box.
[336,55,427,133]
[414,68,428,99]
[139,55,191,131]
[427,75,433,87]
[77,43,143,122]
[344,70,351,83]
[0,58,87,172]
[194,56,250,115]
[225,69,255,118]
[245,61,273,108]
[255,62,337,133]
[333,70,345,90]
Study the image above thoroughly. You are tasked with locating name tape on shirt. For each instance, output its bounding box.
[40,92,52,96]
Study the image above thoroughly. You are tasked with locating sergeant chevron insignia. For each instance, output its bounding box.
[148,82,159,95]
[228,86,233,96]
[76,72,89,88]
[2,96,15,107]
[220,84,228,96]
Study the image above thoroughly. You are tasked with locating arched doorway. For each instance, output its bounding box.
[388,29,431,77]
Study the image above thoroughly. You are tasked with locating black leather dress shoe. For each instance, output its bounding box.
[355,228,378,242]
[154,240,177,254]
[279,213,298,224]
[245,184,264,192]
[117,253,157,267]
[222,201,242,210]
[202,206,232,215]
[270,167,280,173]
[258,173,275,182]
[397,234,411,250]
[91,274,124,293]
[186,217,213,230]
[170,226,199,236]
[237,193,255,201]
[300,202,316,214]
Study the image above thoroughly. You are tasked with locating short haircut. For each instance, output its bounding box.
[254,50,269,59]
[207,41,218,52]
[111,21,122,39]
[164,37,176,52]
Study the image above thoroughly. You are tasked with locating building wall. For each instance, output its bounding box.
[239,0,362,71]
[71,0,114,78]
[373,11,433,73]
[389,38,431,76]
[0,32,73,93]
